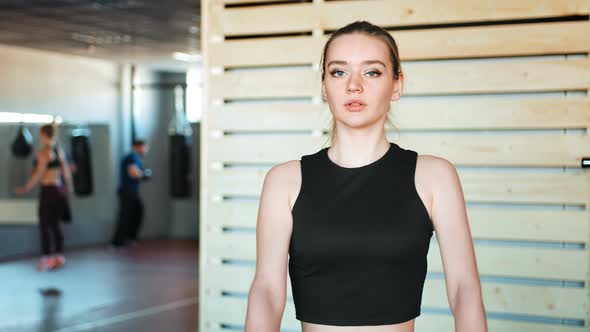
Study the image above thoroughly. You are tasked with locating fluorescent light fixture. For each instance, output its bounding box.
[173,52,202,62]
[72,128,91,137]
[0,112,63,124]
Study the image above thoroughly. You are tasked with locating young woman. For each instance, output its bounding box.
[16,123,73,271]
[245,21,487,331]
[246,22,487,332]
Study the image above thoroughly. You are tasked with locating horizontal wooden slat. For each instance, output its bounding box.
[209,97,590,131]
[220,2,314,36]
[219,0,590,36]
[207,263,588,319]
[0,199,37,224]
[459,172,589,205]
[394,21,590,61]
[210,35,324,67]
[206,231,589,281]
[208,167,589,205]
[208,201,588,243]
[223,0,292,4]
[207,134,590,168]
[466,208,588,243]
[211,67,320,100]
[207,296,588,331]
[210,21,590,67]
[210,59,590,99]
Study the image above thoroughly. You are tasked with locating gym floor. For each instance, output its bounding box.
[0,240,199,332]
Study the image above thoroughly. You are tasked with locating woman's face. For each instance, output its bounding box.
[322,33,401,130]
[40,132,52,146]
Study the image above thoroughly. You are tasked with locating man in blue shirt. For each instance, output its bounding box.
[111,139,150,247]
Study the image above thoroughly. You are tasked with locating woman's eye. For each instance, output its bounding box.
[366,70,381,77]
[330,70,346,77]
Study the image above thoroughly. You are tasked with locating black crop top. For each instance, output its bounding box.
[289,141,434,326]
[47,146,61,169]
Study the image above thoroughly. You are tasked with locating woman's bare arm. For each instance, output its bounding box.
[426,156,487,332]
[16,151,49,193]
[245,160,299,331]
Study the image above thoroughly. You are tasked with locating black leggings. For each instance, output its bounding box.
[112,190,144,246]
[39,186,68,255]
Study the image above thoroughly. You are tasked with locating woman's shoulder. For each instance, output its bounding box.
[416,153,460,197]
[36,147,51,160]
[416,153,456,176]
[266,160,300,183]
[416,151,448,163]
[265,160,301,207]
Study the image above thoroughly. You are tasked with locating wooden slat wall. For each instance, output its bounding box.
[200,0,590,331]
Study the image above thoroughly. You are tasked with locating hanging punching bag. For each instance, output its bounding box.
[11,124,33,159]
[71,129,94,196]
[169,134,191,197]
[168,85,192,198]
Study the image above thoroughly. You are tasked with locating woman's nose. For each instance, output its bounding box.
[346,75,363,93]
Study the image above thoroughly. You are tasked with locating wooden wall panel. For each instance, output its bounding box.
[207,264,588,319]
[208,296,588,332]
[207,168,590,204]
[219,0,590,36]
[209,98,590,130]
[208,201,589,243]
[201,0,590,330]
[210,21,590,67]
[210,60,590,99]
[206,134,590,168]
[205,231,588,281]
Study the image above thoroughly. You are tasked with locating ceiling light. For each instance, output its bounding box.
[173,52,201,62]
[72,31,133,45]
[0,113,62,124]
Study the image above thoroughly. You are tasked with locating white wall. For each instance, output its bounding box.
[0,44,125,171]
[0,45,121,121]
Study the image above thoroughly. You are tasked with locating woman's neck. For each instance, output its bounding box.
[328,135,391,168]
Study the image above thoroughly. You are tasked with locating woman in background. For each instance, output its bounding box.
[16,123,72,271]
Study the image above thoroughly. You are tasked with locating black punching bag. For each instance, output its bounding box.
[169,134,191,198]
[168,85,192,198]
[71,131,94,196]
[11,124,33,159]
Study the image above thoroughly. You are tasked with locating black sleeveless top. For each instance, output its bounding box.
[47,146,60,169]
[289,141,434,326]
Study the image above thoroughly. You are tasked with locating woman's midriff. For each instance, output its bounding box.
[302,318,415,332]
[40,168,62,186]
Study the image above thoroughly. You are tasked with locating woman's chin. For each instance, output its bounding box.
[336,118,385,131]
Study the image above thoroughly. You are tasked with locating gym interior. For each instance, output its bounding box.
[1,1,590,332]
[1,2,201,331]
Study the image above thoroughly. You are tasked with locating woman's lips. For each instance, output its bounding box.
[344,100,366,112]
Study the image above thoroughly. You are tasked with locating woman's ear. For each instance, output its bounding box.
[321,83,327,101]
[391,74,403,101]
[391,88,401,101]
